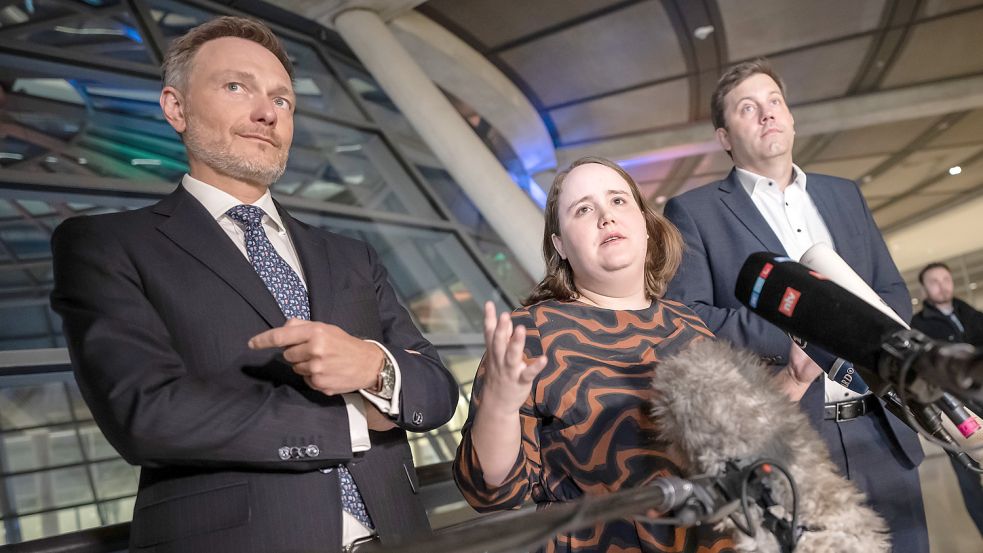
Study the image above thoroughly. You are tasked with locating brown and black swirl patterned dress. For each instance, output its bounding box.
[453,298,736,553]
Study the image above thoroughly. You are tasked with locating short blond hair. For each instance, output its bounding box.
[161,16,294,91]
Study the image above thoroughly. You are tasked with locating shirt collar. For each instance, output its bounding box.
[736,164,807,196]
[181,174,285,232]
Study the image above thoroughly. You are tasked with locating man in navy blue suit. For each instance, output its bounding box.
[664,59,928,552]
[51,17,457,553]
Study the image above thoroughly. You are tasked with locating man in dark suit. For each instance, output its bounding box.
[50,16,458,553]
[911,262,983,537]
[663,59,928,551]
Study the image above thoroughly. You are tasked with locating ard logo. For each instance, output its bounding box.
[779,287,801,317]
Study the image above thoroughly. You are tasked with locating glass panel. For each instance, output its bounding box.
[78,423,118,462]
[15,200,55,217]
[0,1,82,31]
[7,465,94,514]
[408,434,448,466]
[75,124,187,181]
[147,0,219,42]
[98,495,135,524]
[13,10,153,66]
[282,115,439,218]
[0,381,72,431]
[297,215,507,333]
[0,270,32,288]
[332,62,536,297]
[334,61,417,142]
[0,305,54,348]
[11,504,102,543]
[0,137,48,169]
[437,346,484,394]
[0,193,138,352]
[472,235,536,301]
[28,265,54,285]
[67,386,94,423]
[10,77,84,105]
[89,459,138,500]
[0,337,55,350]
[1,426,84,472]
[0,200,18,219]
[415,165,535,299]
[0,223,49,260]
[280,37,365,121]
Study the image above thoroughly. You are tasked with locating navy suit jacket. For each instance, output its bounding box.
[50,185,459,553]
[664,169,923,466]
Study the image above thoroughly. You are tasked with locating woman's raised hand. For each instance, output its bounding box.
[480,301,548,414]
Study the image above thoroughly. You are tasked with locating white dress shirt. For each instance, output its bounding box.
[182,174,401,542]
[736,166,863,402]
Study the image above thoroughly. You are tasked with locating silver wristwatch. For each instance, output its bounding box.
[374,354,395,400]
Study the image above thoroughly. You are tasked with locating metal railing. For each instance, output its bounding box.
[0,462,462,553]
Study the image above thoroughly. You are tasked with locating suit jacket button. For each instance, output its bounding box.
[306,445,320,457]
[411,411,423,425]
[278,446,291,460]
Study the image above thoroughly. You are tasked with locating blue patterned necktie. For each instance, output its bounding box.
[226,204,375,530]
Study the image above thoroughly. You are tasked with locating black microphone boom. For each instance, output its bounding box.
[735,252,983,405]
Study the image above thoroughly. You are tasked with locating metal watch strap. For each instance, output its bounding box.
[375,353,395,400]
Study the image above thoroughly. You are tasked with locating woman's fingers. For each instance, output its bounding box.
[482,301,542,391]
[503,324,526,371]
[482,301,497,347]
[519,355,548,384]
[491,311,512,366]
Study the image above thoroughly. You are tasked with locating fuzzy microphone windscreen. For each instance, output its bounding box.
[650,339,890,553]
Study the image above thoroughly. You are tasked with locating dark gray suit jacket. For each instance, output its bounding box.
[50,185,459,553]
[663,169,923,466]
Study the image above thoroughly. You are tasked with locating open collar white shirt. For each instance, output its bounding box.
[735,166,862,402]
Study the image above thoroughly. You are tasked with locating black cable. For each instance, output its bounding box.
[731,459,799,551]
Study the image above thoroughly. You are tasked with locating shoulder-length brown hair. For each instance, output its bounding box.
[524,156,684,306]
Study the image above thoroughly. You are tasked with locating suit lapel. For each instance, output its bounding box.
[154,186,286,328]
[806,175,853,261]
[718,169,787,254]
[279,206,344,324]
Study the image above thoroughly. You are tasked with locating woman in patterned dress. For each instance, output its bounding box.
[453,157,736,553]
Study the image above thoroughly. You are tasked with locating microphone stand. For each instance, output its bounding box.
[875,331,983,474]
[357,478,706,553]
[359,461,800,553]
[881,390,983,474]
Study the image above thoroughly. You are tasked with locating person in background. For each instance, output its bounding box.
[50,16,457,553]
[453,156,735,553]
[911,262,983,537]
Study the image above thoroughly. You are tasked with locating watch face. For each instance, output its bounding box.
[380,357,395,398]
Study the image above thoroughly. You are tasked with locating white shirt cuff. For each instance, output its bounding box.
[342,393,370,452]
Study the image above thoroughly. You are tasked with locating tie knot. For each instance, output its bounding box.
[226,204,266,230]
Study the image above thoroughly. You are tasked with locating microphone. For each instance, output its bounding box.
[651,339,890,552]
[881,390,982,472]
[799,243,907,326]
[735,252,983,405]
[796,243,889,395]
[796,247,983,441]
[938,392,981,439]
[798,341,870,394]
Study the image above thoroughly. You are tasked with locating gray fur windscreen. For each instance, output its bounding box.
[650,339,890,552]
